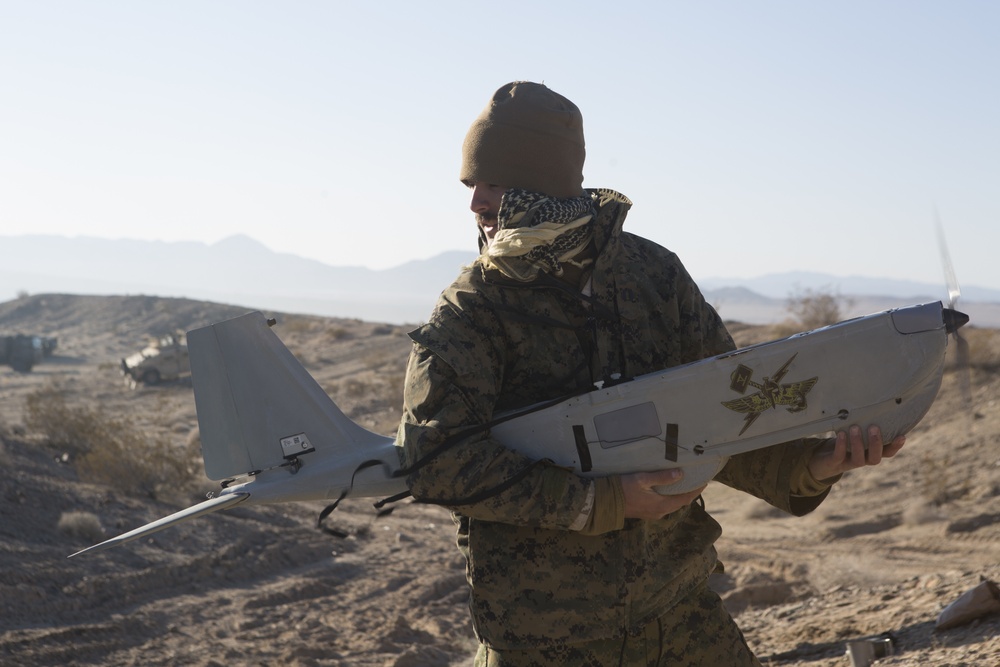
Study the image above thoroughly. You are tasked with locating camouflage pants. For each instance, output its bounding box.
[473,582,761,667]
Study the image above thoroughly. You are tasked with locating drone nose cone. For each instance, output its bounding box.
[943,308,970,334]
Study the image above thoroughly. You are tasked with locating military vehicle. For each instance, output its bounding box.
[1,334,43,372]
[120,333,190,387]
[40,336,58,357]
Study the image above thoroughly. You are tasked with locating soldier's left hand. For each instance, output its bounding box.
[807,424,906,482]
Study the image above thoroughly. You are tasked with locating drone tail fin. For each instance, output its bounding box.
[70,311,406,557]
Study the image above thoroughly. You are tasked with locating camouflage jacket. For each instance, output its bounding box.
[397,189,832,649]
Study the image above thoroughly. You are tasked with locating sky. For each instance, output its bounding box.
[2,1,998,293]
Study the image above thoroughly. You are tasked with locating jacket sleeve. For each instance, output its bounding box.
[396,295,598,531]
[714,437,839,516]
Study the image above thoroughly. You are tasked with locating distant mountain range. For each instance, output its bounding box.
[3,234,999,328]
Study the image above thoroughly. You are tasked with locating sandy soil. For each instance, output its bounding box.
[1,294,998,667]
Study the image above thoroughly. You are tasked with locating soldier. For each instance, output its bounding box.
[397,81,904,666]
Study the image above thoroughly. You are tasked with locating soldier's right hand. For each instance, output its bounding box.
[621,469,707,520]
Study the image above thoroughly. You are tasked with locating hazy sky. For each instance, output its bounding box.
[2,1,998,292]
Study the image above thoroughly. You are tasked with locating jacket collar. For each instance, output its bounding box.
[586,188,632,253]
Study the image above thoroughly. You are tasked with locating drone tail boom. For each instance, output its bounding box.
[69,492,250,557]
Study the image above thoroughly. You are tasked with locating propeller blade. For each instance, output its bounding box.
[952,327,973,405]
[935,209,973,406]
[935,207,961,309]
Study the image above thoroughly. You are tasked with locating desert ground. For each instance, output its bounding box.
[1,293,998,667]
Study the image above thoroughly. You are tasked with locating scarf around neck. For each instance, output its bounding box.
[482,188,596,282]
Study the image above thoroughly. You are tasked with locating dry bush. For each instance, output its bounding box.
[363,349,391,369]
[918,451,970,506]
[57,511,105,543]
[786,286,854,331]
[24,384,106,455]
[963,328,1000,371]
[343,377,371,399]
[23,383,196,499]
[280,315,315,334]
[326,326,352,341]
[74,422,194,499]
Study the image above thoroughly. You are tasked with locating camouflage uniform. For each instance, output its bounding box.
[397,189,834,664]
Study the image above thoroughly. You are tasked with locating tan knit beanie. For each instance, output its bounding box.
[460,81,586,199]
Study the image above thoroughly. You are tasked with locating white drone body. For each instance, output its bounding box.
[71,301,965,557]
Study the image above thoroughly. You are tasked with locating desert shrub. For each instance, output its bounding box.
[786,286,854,330]
[963,328,1000,372]
[281,316,314,334]
[363,349,390,369]
[23,383,195,499]
[343,377,371,398]
[57,511,105,542]
[326,326,352,341]
[74,421,193,498]
[24,384,106,455]
[918,451,969,506]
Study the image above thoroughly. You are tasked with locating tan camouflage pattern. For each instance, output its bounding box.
[397,189,830,652]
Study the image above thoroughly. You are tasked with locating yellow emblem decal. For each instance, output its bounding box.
[722,353,819,435]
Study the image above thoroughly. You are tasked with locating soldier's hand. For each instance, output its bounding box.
[807,424,906,482]
[621,469,707,521]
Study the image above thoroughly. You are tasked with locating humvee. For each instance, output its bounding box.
[1,334,43,372]
[120,333,190,387]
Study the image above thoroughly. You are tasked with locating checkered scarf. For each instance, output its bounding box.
[483,189,595,282]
